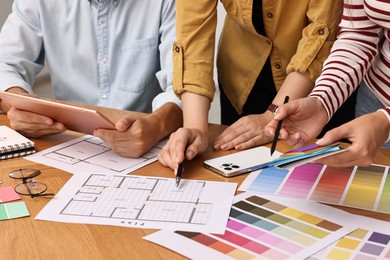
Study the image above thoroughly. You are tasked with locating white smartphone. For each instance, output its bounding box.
[203,146,281,177]
[0,91,115,135]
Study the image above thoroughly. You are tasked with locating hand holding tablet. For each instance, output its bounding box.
[0,91,115,135]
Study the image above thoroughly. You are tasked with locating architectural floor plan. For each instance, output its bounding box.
[36,173,237,233]
[27,135,164,174]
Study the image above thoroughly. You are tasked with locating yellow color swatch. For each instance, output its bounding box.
[336,237,360,250]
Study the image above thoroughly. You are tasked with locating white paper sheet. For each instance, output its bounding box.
[144,193,368,260]
[35,173,237,234]
[26,135,166,175]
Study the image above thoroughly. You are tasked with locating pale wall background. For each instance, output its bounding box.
[0,1,225,123]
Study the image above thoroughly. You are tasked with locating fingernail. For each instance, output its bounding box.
[186,150,194,160]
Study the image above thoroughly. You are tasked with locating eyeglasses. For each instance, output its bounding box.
[8,168,54,198]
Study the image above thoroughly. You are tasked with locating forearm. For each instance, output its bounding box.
[272,71,314,105]
[182,92,210,133]
[146,102,183,141]
[0,87,28,112]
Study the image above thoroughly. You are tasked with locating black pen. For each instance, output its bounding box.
[270,96,289,156]
[176,162,183,187]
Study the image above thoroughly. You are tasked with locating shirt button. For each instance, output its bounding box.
[99,17,106,24]
[267,12,273,18]
[101,95,107,100]
[275,64,281,69]
[318,28,325,35]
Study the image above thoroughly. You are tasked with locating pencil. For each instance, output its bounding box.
[270,96,289,156]
[176,163,183,187]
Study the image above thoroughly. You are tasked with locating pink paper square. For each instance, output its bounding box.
[0,186,21,203]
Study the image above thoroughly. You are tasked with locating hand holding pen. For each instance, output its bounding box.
[158,128,209,187]
[265,97,329,149]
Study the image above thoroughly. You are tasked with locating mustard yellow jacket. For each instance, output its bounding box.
[173,0,342,114]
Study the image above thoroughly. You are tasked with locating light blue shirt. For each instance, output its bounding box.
[0,0,180,113]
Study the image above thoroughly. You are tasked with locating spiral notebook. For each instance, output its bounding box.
[0,125,35,160]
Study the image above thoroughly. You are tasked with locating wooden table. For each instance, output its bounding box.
[1,104,390,259]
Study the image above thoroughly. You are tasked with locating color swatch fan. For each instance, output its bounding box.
[270,143,347,169]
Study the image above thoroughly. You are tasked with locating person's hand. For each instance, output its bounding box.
[3,90,67,138]
[95,103,182,158]
[158,127,208,173]
[94,113,161,158]
[213,112,274,151]
[265,97,328,147]
[158,92,209,173]
[314,111,390,167]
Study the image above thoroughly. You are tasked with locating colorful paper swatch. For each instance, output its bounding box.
[144,193,366,259]
[0,186,21,203]
[0,201,30,220]
[310,218,390,259]
[271,143,346,169]
[239,163,390,213]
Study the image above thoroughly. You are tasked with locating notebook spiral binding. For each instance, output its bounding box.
[0,141,35,160]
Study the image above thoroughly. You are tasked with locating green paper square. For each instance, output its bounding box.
[5,201,30,219]
[0,204,7,220]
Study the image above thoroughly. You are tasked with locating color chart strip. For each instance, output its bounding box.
[241,163,390,213]
[310,218,390,260]
[144,193,366,260]
[278,163,323,198]
[310,166,353,204]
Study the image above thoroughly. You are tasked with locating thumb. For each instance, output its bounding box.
[316,126,347,146]
[115,114,137,131]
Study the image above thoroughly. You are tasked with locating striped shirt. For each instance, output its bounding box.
[310,0,390,120]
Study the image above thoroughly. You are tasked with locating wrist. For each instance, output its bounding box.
[267,103,279,115]
[377,109,390,142]
[148,103,183,139]
[6,87,28,94]
[310,96,331,122]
